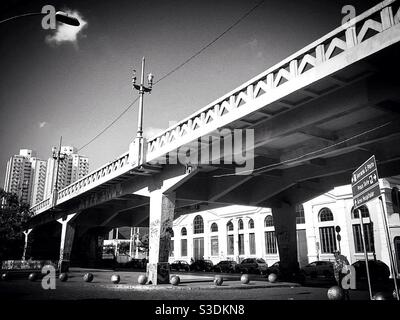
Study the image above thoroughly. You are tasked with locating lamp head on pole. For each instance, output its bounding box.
[132,69,137,86]
[55,11,80,26]
[147,73,154,88]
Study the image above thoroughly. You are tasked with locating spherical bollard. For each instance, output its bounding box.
[240,274,250,284]
[59,273,68,282]
[268,273,278,283]
[83,273,94,282]
[214,275,224,286]
[111,274,120,284]
[1,273,9,281]
[170,275,180,286]
[373,292,387,300]
[138,274,147,285]
[28,273,37,282]
[327,286,344,300]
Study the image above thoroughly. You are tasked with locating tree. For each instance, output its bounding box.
[0,188,33,261]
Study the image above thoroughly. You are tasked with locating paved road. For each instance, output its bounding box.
[0,268,388,301]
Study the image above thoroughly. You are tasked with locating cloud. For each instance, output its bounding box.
[38,121,47,128]
[144,127,165,140]
[45,10,88,46]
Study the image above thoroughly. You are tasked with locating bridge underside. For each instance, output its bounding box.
[26,23,400,282]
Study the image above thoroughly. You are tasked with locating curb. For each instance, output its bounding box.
[99,282,301,291]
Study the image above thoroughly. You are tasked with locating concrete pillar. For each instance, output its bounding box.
[57,213,77,272]
[271,203,299,280]
[147,191,175,284]
[22,229,33,260]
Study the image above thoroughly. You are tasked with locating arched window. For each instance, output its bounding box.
[296,204,305,224]
[181,227,187,236]
[351,205,369,219]
[248,219,254,229]
[238,219,244,230]
[264,215,274,227]
[319,208,333,222]
[227,221,234,231]
[211,223,218,232]
[193,215,204,234]
[351,206,374,253]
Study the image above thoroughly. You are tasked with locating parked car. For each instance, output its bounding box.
[351,260,390,282]
[266,261,281,276]
[213,260,238,273]
[190,259,214,272]
[170,260,190,272]
[301,261,334,279]
[236,258,268,274]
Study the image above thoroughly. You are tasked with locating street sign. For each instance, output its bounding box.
[351,155,381,208]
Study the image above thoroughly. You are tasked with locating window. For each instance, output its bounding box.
[170,240,174,257]
[170,229,174,238]
[353,223,375,253]
[211,223,218,232]
[249,233,256,255]
[181,227,187,236]
[238,219,244,230]
[227,235,234,255]
[351,205,369,219]
[265,231,277,254]
[238,234,245,255]
[248,219,254,229]
[319,208,333,222]
[181,239,187,256]
[227,221,234,231]
[392,187,400,213]
[319,226,337,253]
[296,204,305,224]
[193,215,204,234]
[264,215,274,227]
[210,236,219,256]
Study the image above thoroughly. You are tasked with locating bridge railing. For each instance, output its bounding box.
[146,0,400,161]
[30,0,400,216]
[31,151,132,215]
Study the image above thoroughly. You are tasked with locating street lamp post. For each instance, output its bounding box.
[0,10,80,26]
[132,57,154,164]
[51,136,66,208]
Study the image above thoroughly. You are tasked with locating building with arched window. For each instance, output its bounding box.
[167,177,400,275]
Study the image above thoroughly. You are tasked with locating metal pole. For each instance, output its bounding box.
[137,57,145,140]
[359,208,373,300]
[379,196,399,300]
[135,227,139,259]
[129,227,133,259]
[52,136,62,208]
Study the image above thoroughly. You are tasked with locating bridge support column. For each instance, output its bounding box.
[147,191,175,285]
[22,229,33,261]
[57,213,77,272]
[271,203,299,280]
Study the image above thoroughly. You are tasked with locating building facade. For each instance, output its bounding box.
[43,146,89,199]
[3,149,42,205]
[168,178,400,275]
[30,158,47,205]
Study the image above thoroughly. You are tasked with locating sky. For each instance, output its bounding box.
[0,0,380,186]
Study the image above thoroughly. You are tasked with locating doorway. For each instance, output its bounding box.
[193,237,204,260]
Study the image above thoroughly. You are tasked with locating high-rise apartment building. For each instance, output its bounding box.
[43,146,89,199]
[30,158,47,205]
[3,149,39,205]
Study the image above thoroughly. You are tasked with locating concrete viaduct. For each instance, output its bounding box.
[26,0,400,284]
